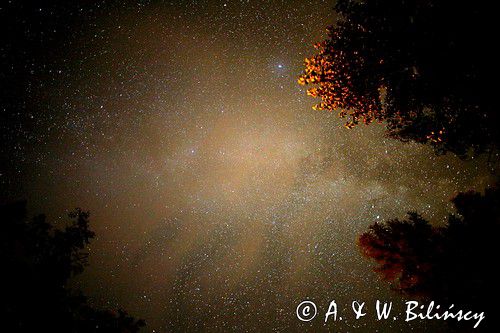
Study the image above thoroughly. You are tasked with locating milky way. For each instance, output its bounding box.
[1,1,495,332]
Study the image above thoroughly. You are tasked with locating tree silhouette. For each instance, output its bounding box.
[1,201,145,332]
[358,186,499,330]
[299,0,496,157]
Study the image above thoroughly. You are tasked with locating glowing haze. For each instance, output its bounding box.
[1,1,495,331]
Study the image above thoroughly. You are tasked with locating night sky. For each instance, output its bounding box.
[1,1,496,332]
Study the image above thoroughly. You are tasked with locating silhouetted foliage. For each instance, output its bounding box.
[0,201,145,332]
[359,186,500,330]
[299,0,496,157]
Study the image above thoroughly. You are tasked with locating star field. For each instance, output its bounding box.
[0,1,496,332]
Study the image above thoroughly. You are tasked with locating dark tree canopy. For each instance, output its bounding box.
[299,0,496,157]
[358,186,500,330]
[0,201,145,332]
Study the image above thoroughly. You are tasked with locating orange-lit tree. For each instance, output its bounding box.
[299,0,496,157]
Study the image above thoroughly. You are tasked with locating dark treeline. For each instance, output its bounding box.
[1,202,145,332]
